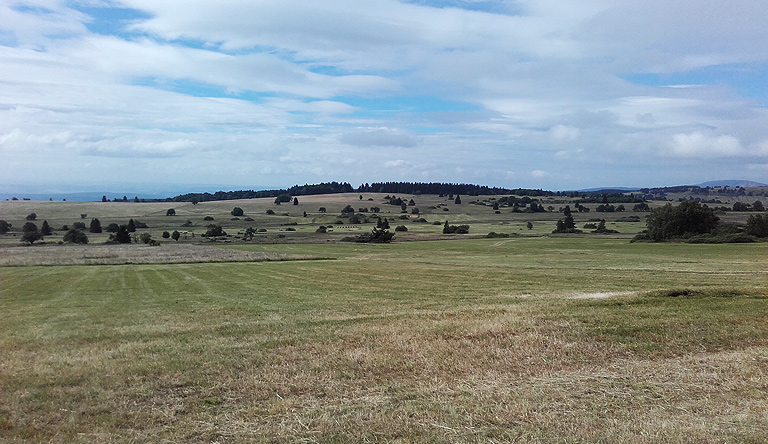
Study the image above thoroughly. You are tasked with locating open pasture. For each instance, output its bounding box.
[1,236,767,443]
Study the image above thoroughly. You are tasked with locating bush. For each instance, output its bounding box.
[73,221,87,230]
[203,216,215,221]
[395,225,408,232]
[244,217,254,222]
[162,231,171,238]
[204,224,226,237]
[26,213,37,220]
[686,233,756,243]
[166,209,176,216]
[485,232,510,238]
[231,207,244,216]
[0,220,11,234]
[105,223,120,232]
[63,228,88,244]
[139,232,153,244]
[266,210,275,215]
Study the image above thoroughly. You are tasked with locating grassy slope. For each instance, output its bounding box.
[1,237,767,442]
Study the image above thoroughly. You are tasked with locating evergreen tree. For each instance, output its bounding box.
[112,225,132,243]
[127,219,136,232]
[41,220,52,236]
[89,218,102,233]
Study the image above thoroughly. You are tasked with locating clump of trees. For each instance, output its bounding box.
[443,221,470,234]
[231,207,244,216]
[350,226,394,243]
[633,201,720,242]
[745,214,768,238]
[552,206,580,234]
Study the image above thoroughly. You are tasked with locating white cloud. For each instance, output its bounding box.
[339,129,419,148]
[2,0,768,190]
[669,132,744,158]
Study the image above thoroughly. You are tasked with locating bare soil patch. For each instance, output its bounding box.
[0,243,316,266]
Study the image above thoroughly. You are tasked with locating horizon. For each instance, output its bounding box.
[2,178,765,202]
[2,1,768,190]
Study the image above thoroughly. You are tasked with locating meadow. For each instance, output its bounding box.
[1,194,767,442]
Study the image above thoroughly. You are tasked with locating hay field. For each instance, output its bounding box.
[1,236,767,443]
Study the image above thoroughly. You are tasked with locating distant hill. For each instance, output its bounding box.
[577,187,642,193]
[697,180,767,188]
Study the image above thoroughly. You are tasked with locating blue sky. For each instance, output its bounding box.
[1,0,768,193]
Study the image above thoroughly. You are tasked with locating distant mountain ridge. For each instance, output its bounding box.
[697,180,767,187]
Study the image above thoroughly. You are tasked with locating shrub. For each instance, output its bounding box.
[171,230,181,241]
[395,225,408,232]
[73,221,87,230]
[316,225,327,233]
[203,216,215,221]
[26,213,37,220]
[266,210,275,215]
[105,223,120,232]
[204,224,226,237]
[244,217,254,221]
[182,220,194,227]
[231,207,244,216]
[166,209,176,216]
[162,231,171,238]
[63,228,88,244]
[0,220,11,234]
[139,232,153,244]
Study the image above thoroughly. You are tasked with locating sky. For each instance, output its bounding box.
[1,0,768,195]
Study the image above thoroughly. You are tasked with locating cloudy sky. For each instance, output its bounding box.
[2,0,768,194]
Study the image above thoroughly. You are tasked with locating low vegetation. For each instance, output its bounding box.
[0,188,767,442]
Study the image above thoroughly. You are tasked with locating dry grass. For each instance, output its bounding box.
[0,243,317,266]
[1,235,767,442]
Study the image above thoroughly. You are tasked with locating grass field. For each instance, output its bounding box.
[2,234,767,443]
